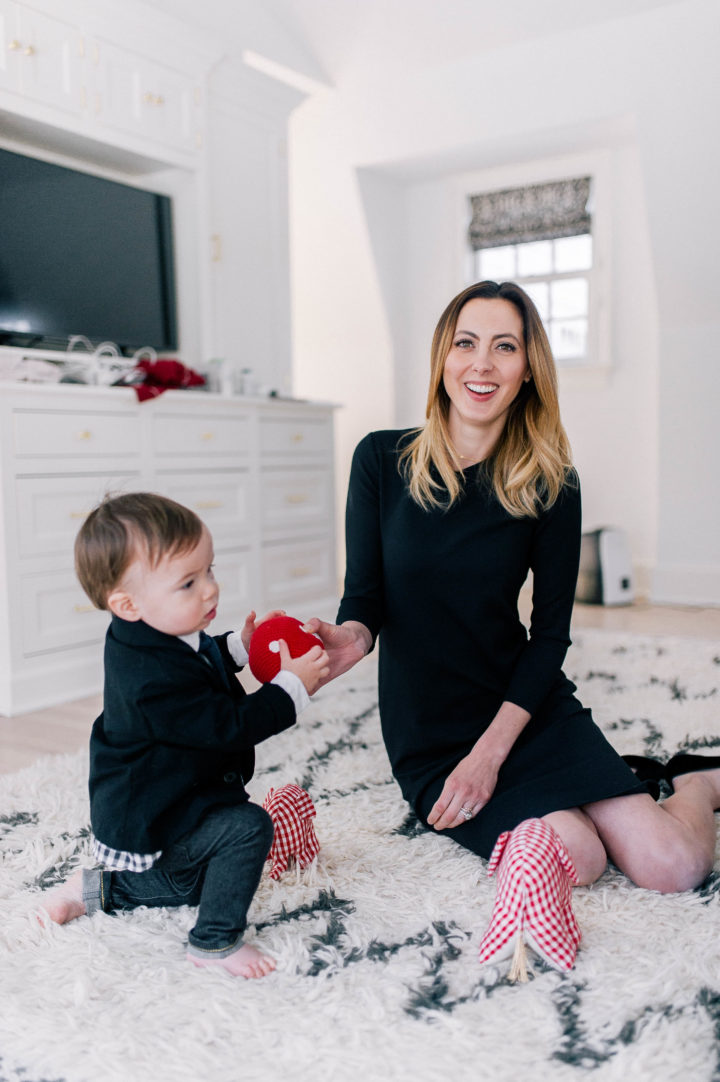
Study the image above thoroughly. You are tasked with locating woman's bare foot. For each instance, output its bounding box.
[38,868,86,925]
[187,942,276,979]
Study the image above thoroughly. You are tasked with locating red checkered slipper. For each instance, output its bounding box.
[478,818,581,981]
[262,784,320,880]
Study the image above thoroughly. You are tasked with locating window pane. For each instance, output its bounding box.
[523,281,549,321]
[517,240,552,277]
[479,245,516,280]
[554,234,592,272]
[550,277,588,318]
[550,318,588,360]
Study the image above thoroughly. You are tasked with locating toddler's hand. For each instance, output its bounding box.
[240,608,286,653]
[276,639,330,696]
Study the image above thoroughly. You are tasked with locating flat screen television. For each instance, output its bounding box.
[0,146,178,355]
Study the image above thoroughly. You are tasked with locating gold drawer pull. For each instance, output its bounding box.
[286,493,309,504]
[73,603,95,614]
[69,510,90,519]
[291,433,305,443]
[195,500,223,510]
[200,431,216,441]
[290,566,311,579]
[76,429,93,441]
[8,39,21,51]
[24,44,35,56]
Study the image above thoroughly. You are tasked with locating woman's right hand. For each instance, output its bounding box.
[301,618,371,685]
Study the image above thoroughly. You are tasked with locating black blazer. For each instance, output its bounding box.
[89,616,296,854]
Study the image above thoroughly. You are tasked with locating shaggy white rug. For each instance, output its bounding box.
[1,628,720,1082]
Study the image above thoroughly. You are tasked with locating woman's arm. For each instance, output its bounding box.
[427,700,531,830]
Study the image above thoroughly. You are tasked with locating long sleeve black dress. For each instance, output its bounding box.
[336,430,644,858]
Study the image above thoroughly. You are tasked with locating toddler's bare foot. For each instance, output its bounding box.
[38,868,86,925]
[187,942,276,979]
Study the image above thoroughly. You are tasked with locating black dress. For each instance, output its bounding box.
[336,430,644,858]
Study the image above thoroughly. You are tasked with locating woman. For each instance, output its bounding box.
[307,281,720,972]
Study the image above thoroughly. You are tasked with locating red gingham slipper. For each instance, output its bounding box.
[262,784,320,880]
[478,818,581,981]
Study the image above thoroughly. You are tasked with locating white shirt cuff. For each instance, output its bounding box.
[226,631,249,666]
[271,669,310,715]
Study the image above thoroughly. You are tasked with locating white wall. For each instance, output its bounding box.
[289,0,720,604]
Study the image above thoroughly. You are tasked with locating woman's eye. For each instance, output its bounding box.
[497,341,517,352]
[454,338,474,349]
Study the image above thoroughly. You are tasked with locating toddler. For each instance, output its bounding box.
[41,492,329,978]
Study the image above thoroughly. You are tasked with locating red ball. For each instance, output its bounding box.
[248,615,323,683]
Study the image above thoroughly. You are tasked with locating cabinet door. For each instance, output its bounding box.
[0,2,82,113]
[0,1,22,95]
[206,99,292,391]
[93,38,199,152]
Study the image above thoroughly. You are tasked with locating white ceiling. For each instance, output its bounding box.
[266,0,684,83]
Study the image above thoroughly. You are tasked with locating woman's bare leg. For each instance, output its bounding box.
[542,807,608,885]
[585,768,720,893]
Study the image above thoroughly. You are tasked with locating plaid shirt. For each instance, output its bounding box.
[92,836,162,872]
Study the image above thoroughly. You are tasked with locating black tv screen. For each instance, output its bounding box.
[0,146,178,354]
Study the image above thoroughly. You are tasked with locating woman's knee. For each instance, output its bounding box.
[543,809,608,885]
[628,837,712,893]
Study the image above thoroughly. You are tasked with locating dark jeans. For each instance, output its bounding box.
[83,802,274,957]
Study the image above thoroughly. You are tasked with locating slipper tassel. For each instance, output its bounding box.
[478,818,581,981]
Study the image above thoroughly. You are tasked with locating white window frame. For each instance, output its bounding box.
[453,151,612,385]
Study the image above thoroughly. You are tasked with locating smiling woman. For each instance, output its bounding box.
[305,278,720,980]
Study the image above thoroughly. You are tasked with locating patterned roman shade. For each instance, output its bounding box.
[468,177,592,251]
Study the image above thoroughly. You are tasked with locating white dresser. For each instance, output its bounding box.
[0,384,338,716]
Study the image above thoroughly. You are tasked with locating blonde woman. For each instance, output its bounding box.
[307,281,720,971]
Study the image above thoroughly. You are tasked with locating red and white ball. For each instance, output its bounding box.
[248,615,323,683]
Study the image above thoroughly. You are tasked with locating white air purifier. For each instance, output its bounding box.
[575,528,634,606]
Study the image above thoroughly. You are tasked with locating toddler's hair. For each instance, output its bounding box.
[75,492,204,610]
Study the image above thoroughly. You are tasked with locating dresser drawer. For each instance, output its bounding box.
[212,547,259,623]
[259,415,332,457]
[20,571,110,656]
[156,470,254,543]
[153,413,251,457]
[260,469,332,532]
[261,537,336,609]
[13,409,142,459]
[16,474,142,561]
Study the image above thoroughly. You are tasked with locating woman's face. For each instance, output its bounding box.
[442,296,530,446]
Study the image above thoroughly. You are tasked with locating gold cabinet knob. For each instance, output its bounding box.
[194,500,223,510]
[291,433,305,443]
[73,603,95,614]
[200,431,215,441]
[286,493,309,504]
[76,429,92,441]
[290,566,310,579]
[8,39,21,51]
[24,44,35,56]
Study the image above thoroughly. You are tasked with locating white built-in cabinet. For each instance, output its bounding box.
[0,385,337,716]
[0,1,338,715]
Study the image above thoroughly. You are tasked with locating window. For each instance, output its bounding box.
[468,177,594,366]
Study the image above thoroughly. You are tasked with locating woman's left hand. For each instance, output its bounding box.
[427,748,501,831]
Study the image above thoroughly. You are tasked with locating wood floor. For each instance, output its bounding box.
[1,601,719,776]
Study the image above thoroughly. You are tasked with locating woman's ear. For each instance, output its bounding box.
[107,589,141,621]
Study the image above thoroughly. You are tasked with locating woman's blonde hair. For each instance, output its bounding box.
[398,280,573,518]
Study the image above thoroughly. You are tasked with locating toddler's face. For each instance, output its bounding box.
[118,525,219,636]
